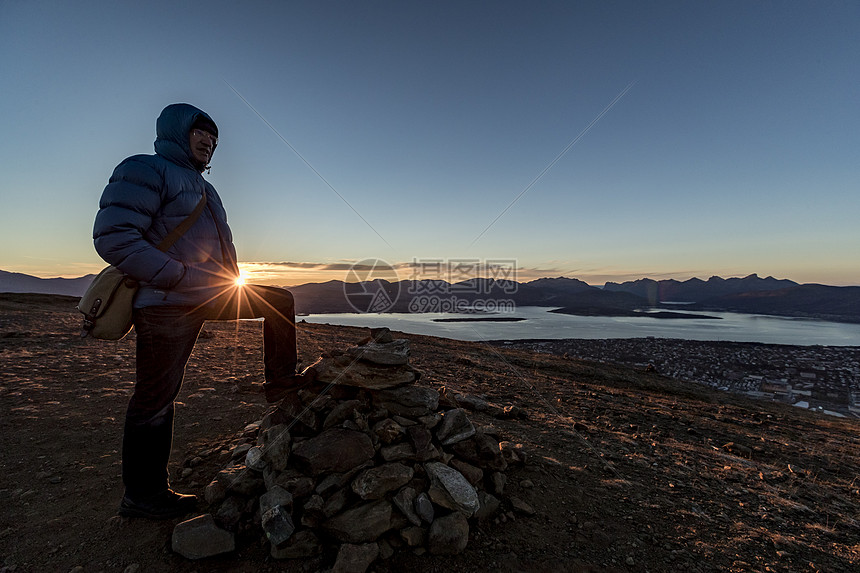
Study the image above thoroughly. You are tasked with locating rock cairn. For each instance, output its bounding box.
[179,328,528,570]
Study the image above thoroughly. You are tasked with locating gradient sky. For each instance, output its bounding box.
[1,1,857,286]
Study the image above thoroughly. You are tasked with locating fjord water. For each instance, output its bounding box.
[304,306,860,346]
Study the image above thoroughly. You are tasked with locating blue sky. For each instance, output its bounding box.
[1,1,857,285]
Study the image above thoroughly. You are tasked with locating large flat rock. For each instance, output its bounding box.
[291,428,375,476]
[425,461,479,516]
[172,514,235,560]
[373,385,440,417]
[310,355,418,389]
[346,338,410,365]
[351,463,414,500]
[323,500,394,543]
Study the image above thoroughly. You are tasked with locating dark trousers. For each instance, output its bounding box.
[122,285,297,498]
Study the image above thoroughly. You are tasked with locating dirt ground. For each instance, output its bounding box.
[1,294,859,572]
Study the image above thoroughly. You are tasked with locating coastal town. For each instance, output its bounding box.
[495,338,860,419]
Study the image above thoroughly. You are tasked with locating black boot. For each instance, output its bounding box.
[262,366,320,403]
[118,488,197,520]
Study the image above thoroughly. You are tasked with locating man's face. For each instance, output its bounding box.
[189,128,217,166]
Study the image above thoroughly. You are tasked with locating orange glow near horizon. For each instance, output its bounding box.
[233,262,860,288]
[4,261,858,287]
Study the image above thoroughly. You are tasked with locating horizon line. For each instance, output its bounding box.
[3,266,856,289]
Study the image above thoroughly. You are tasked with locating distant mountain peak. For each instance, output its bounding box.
[604,274,800,304]
[0,269,96,297]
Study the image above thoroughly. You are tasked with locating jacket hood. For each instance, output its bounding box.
[154,103,218,172]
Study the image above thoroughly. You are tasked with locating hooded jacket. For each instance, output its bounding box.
[93,103,239,308]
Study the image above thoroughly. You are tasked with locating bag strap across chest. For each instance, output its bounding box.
[156,193,207,252]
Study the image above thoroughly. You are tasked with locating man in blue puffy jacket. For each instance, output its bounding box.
[94,103,311,519]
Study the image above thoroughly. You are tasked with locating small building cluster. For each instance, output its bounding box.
[501,338,860,418]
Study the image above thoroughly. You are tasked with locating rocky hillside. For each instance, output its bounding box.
[1,294,859,572]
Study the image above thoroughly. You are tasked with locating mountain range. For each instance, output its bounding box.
[0,270,97,298]
[604,274,860,323]
[604,274,800,304]
[2,270,859,323]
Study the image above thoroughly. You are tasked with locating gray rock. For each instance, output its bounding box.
[270,473,315,500]
[260,408,289,432]
[407,424,436,461]
[259,485,293,515]
[389,506,412,532]
[323,499,393,543]
[342,420,361,431]
[263,466,277,489]
[277,397,319,430]
[450,432,508,472]
[372,418,404,444]
[380,443,415,462]
[270,530,322,559]
[301,494,325,528]
[417,413,442,429]
[449,459,483,485]
[231,443,252,461]
[425,462,479,516]
[323,399,364,429]
[377,538,395,560]
[474,491,501,520]
[204,478,227,506]
[475,424,500,437]
[415,443,441,462]
[435,408,476,446]
[291,428,375,476]
[261,505,295,547]
[316,462,374,497]
[332,542,380,573]
[374,386,440,417]
[245,445,267,472]
[509,496,536,515]
[352,463,414,500]
[453,393,490,411]
[346,339,410,365]
[310,355,417,390]
[428,512,469,555]
[260,424,291,471]
[304,390,335,412]
[171,514,235,559]
[216,464,265,497]
[414,492,434,524]
[215,496,248,529]
[315,473,344,497]
[392,486,421,526]
[370,327,394,343]
[490,471,507,496]
[324,487,349,517]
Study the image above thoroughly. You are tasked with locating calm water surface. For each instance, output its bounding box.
[303,306,860,347]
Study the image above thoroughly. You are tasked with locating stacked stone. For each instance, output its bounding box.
[193,328,526,570]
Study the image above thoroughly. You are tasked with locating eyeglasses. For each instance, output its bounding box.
[191,128,218,146]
